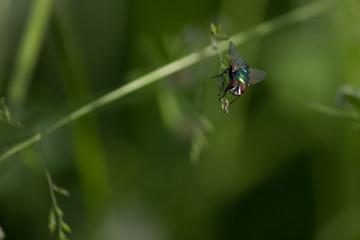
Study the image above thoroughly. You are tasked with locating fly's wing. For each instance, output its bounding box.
[249,68,266,86]
[217,74,226,92]
[229,41,246,72]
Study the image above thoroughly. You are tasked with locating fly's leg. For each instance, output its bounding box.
[228,95,240,106]
[218,88,228,100]
[210,68,229,79]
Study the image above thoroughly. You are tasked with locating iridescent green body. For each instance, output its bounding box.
[215,41,266,113]
[232,65,250,86]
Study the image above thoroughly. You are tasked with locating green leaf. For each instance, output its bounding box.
[58,230,69,240]
[57,187,70,196]
[52,184,70,197]
[48,209,57,235]
[210,23,229,41]
[55,207,64,217]
[61,222,72,234]
[210,23,217,36]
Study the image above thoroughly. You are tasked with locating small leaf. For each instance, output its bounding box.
[210,23,217,36]
[55,207,64,217]
[61,222,72,234]
[0,225,5,240]
[210,23,229,42]
[48,209,57,235]
[52,184,70,196]
[58,230,69,240]
[57,187,70,196]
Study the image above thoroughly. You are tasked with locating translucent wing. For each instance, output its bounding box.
[249,68,266,86]
[217,74,226,92]
[229,41,246,72]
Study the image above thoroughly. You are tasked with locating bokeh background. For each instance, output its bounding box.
[1,0,360,239]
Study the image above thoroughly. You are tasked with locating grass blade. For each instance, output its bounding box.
[7,0,55,108]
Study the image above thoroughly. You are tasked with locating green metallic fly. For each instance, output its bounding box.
[215,41,266,113]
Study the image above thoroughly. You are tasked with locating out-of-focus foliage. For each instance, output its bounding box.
[0,225,4,240]
[1,0,360,240]
[310,85,360,123]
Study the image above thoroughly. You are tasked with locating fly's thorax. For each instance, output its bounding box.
[233,68,249,86]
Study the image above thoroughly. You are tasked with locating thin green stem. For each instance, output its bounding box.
[0,0,345,162]
[231,0,341,45]
[0,108,69,238]
[7,0,55,108]
[45,166,67,239]
[212,39,223,69]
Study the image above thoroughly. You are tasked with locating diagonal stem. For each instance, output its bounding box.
[0,0,344,162]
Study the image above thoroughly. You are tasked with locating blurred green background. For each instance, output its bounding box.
[1,0,360,239]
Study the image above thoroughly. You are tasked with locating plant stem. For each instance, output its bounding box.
[7,0,55,108]
[0,111,68,238]
[0,0,345,162]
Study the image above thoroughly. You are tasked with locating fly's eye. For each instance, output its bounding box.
[240,82,247,93]
[228,80,238,89]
